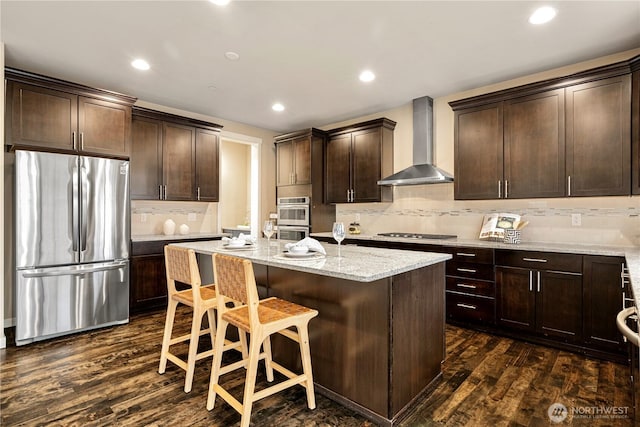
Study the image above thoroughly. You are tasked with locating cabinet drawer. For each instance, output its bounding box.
[446,292,495,323]
[495,250,582,273]
[450,247,494,264]
[446,277,495,298]
[447,261,495,281]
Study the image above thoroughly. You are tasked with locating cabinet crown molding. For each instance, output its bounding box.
[327,117,397,136]
[5,67,137,106]
[449,55,639,111]
[274,128,327,143]
[132,106,222,131]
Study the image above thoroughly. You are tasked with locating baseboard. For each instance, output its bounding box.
[0,336,5,349]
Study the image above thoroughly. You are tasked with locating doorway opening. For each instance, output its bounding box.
[218,131,261,239]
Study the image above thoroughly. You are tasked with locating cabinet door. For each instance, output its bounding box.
[130,116,162,200]
[195,128,219,201]
[536,271,583,342]
[496,266,535,331]
[504,89,565,198]
[78,96,131,157]
[293,136,312,185]
[632,70,640,195]
[276,140,294,186]
[566,75,631,196]
[583,256,625,352]
[8,82,77,150]
[325,133,352,203]
[352,128,382,202]
[454,103,504,199]
[130,254,167,312]
[163,122,195,200]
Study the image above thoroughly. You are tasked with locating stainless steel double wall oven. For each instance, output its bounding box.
[276,196,310,240]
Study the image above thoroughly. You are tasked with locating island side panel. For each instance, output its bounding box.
[267,266,391,417]
[390,262,446,417]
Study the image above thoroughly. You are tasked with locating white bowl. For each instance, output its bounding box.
[227,240,246,248]
[289,245,309,254]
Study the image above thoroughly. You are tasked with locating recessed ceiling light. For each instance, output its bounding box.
[359,70,375,83]
[210,0,231,5]
[131,59,150,71]
[529,6,556,25]
[272,103,285,112]
[224,51,240,61]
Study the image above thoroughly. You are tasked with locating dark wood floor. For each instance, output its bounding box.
[1,307,633,426]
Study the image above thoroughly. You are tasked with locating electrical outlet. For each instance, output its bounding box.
[140,213,147,223]
[355,213,361,222]
[188,213,197,222]
[571,213,582,226]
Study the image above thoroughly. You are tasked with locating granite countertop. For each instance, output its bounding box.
[171,239,451,283]
[131,232,229,242]
[311,232,640,311]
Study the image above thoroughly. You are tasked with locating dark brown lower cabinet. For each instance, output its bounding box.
[583,255,626,353]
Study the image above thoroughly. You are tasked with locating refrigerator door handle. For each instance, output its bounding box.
[21,261,128,278]
[80,160,89,253]
[71,158,80,262]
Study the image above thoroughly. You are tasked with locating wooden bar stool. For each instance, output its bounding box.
[207,253,318,427]
[158,246,246,393]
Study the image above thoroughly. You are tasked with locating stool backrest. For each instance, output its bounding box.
[164,245,203,300]
[212,253,260,320]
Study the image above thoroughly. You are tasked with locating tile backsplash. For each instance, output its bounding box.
[336,184,640,247]
[131,200,218,235]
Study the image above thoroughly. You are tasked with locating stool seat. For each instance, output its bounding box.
[222,297,317,332]
[172,284,217,306]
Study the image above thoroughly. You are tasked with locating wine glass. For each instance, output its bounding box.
[263,220,275,246]
[332,222,346,257]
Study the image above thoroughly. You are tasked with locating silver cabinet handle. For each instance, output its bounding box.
[529,271,533,292]
[159,185,163,200]
[80,132,84,151]
[457,268,477,273]
[197,187,201,201]
[164,185,167,200]
[456,252,476,258]
[498,180,501,198]
[537,271,541,292]
[523,258,547,263]
[346,189,350,202]
[456,303,477,310]
[72,131,77,150]
[505,180,509,199]
[568,175,571,196]
[351,189,355,202]
[456,283,477,289]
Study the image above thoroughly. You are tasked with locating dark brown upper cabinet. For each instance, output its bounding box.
[566,75,631,196]
[450,55,638,200]
[274,128,326,187]
[5,68,135,158]
[454,103,503,199]
[633,64,640,195]
[130,107,221,202]
[325,118,395,204]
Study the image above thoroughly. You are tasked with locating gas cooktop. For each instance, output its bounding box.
[378,232,457,240]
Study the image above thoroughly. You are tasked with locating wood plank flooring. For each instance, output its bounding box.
[1,307,633,426]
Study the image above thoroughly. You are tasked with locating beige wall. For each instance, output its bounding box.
[219,140,251,228]
[330,48,640,247]
[1,42,6,347]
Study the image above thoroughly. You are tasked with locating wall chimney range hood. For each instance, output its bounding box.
[378,96,453,186]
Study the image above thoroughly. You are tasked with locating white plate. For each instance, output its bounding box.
[283,251,319,258]
[222,244,255,250]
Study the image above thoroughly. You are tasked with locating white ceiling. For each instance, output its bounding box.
[2,1,640,133]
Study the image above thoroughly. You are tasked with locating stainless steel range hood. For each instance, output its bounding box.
[378,96,453,186]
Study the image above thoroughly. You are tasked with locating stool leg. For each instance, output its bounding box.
[239,330,249,361]
[262,336,274,382]
[207,319,228,411]
[159,299,179,374]
[206,307,216,347]
[184,307,204,393]
[298,324,316,409]
[240,334,262,427]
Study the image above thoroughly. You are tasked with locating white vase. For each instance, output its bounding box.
[163,219,176,235]
[179,224,190,235]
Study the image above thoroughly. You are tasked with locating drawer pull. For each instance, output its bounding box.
[456,303,477,310]
[522,257,548,263]
[456,283,477,289]
[456,252,476,257]
[457,268,477,273]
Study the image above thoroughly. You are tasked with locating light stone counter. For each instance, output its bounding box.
[131,232,229,242]
[171,239,451,283]
[312,232,640,310]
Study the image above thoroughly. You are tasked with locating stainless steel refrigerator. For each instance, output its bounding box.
[14,150,130,345]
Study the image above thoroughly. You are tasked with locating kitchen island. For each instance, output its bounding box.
[172,239,451,426]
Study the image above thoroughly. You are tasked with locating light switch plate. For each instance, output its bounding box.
[571,213,581,226]
[188,213,197,222]
[140,213,147,223]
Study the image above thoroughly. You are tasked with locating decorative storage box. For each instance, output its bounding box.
[503,229,521,244]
